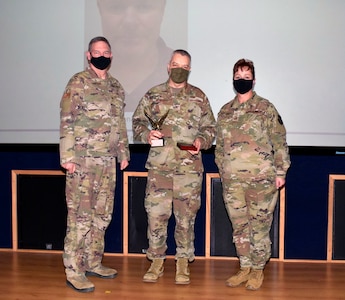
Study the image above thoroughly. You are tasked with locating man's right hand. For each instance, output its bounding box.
[62,162,76,174]
[148,130,164,145]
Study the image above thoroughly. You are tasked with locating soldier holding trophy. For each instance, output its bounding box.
[132,49,216,285]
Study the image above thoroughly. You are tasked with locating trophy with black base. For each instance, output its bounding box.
[144,110,169,147]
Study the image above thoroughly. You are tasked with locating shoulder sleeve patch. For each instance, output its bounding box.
[278,115,283,125]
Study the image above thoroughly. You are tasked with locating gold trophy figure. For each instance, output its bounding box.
[144,110,169,147]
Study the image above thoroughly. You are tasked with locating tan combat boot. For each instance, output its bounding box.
[86,265,118,279]
[175,258,190,285]
[246,269,264,290]
[66,273,95,293]
[143,258,164,283]
[225,267,251,287]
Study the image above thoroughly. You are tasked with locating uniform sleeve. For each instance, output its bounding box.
[196,95,216,150]
[116,86,130,162]
[214,111,224,171]
[266,104,291,178]
[132,93,151,143]
[59,75,83,165]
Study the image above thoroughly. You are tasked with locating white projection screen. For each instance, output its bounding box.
[0,0,344,147]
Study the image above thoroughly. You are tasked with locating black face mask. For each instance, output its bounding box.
[233,79,254,94]
[90,56,111,70]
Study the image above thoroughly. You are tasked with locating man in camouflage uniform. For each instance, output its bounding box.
[215,59,290,290]
[60,36,130,293]
[132,49,216,285]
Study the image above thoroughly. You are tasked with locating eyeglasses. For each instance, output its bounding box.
[90,50,112,58]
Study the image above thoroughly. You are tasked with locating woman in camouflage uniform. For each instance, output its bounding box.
[215,59,290,290]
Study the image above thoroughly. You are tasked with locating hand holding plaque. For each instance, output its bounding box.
[145,110,169,147]
[177,142,197,151]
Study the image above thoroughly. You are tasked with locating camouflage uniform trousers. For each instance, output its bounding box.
[145,169,202,261]
[221,176,278,269]
[63,156,116,277]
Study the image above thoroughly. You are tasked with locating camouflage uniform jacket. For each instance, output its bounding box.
[132,82,216,172]
[215,92,290,180]
[60,67,130,165]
